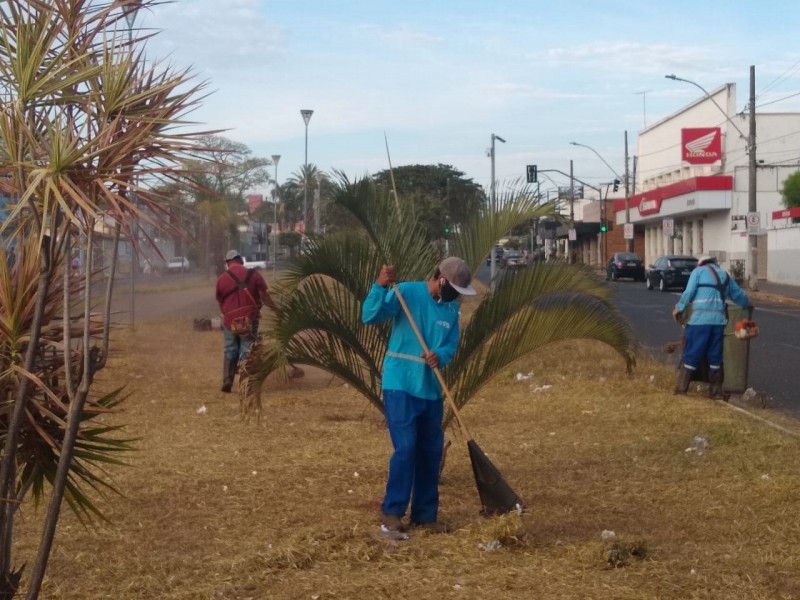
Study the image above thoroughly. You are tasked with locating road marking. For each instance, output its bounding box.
[779,342,800,351]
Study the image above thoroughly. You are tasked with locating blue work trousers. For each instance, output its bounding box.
[381,390,444,524]
[682,324,724,372]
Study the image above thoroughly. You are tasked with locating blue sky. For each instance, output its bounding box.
[136,0,800,195]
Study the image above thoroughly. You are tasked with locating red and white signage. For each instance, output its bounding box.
[681,128,722,164]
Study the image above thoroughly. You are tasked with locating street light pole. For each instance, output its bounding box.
[123,4,139,327]
[271,154,280,278]
[300,109,313,235]
[665,71,757,290]
[569,139,632,252]
[489,133,506,289]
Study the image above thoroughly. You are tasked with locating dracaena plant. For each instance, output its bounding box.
[242,174,636,425]
[0,1,211,597]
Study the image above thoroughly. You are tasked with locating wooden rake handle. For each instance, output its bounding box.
[390,283,473,440]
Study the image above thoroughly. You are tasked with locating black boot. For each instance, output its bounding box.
[707,368,726,401]
[674,366,692,396]
[221,357,238,393]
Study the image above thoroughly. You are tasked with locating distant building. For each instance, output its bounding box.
[615,83,800,285]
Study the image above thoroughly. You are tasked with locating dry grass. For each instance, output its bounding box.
[11,318,800,600]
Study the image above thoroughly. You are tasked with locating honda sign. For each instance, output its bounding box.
[681,128,722,164]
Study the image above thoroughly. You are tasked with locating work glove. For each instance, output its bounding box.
[672,308,683,323]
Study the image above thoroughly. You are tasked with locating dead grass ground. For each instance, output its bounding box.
[11,317,800,600]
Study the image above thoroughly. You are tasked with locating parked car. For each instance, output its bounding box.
[167,256,190,273]
[243,258,267,269]
[606,252,645,281]
[502,249,526,269]
[645,255,698,291]
[486,245,505,265]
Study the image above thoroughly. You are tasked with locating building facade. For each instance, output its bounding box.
[613,83,800,285]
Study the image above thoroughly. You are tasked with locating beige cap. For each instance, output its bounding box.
[438,257,476,295]
[697,254,716,265]
[225,250,241,261]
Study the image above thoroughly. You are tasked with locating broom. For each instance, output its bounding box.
[390,282,525,516]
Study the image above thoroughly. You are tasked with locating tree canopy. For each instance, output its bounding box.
[371,164,486,240]
[781,170,800,209]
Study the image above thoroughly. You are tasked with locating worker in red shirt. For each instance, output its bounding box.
[215,250,276,392]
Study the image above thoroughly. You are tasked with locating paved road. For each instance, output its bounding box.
[476,263,800,415]
[608,278,800,415]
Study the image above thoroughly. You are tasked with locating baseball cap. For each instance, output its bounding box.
[225,249,241,261]
[438,257,476,296]
[697,254,716,265]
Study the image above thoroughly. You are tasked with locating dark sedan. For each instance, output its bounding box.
[606,252,645,281]
[645,255,698,291]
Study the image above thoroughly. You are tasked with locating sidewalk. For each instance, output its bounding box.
[750,280,800,305]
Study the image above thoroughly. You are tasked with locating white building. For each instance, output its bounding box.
[616,83,800,285]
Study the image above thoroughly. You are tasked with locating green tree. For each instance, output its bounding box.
[242,175,635,424]
[178,136,272,270]
[0,1,209,596]
[281,164,332,234]
[780,170,800,224]
[371,164,486,240]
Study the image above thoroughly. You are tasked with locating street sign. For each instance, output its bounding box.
[662,218,674,237]
[526,164,537,183]
[568,228,576,241]
[624,223,634,240]
[746,211,761,235]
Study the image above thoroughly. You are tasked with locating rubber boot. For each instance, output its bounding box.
[673,365,692,396]
[221,357,238,393]
[707,369,726,401]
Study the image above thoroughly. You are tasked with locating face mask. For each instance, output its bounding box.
[439,279,460,303]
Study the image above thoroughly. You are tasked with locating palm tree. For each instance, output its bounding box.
[241,175,635,423]
[282,164,331,233]
[0,1,210,596]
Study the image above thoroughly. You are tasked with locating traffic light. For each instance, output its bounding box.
[444,225,451,236]
[600,223,608,233]
[613,178,620,192]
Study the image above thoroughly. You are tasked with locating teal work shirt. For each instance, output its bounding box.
[362,281,460,400]
[675,263,750,325]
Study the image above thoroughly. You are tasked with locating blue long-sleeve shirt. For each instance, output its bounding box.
[675,263,750,325]
[362,281,460,400]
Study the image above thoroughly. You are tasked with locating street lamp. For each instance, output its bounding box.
[271,154,280,277]
[665,70,757,290]
[570,140,633,252]
[123,4,139,326]
[300,109,313,235]
[489,133,506,289]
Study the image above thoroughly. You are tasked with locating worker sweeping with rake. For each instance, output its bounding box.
[363,257,523,539]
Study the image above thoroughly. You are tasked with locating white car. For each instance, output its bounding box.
[167,256,190,273]
[243,258,267,269]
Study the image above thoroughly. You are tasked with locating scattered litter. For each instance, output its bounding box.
[252,471,258,476]
[478,539,503,551]
[581,410,594,415]
[626,403,631,409]
[353,471,360,478]
[601,530,616,541]
[548,431,556,436]
[685,436,709,455]
[532,385,552,393]
[690,569,696,575]
[648,374,655,383]
[347,489,354,494]
[761,474,770,481]
[515,372,530,381]
[222,485,228,492]
[453,584,462,590]
[196,405,207,415]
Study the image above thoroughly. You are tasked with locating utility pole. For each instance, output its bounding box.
[624,130,632,252]
[489,133,505,289]
[747,65,758,291]
[569,159,574,263]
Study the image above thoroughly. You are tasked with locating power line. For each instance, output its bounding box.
[756,89,800,110]
[756,58,800,97]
